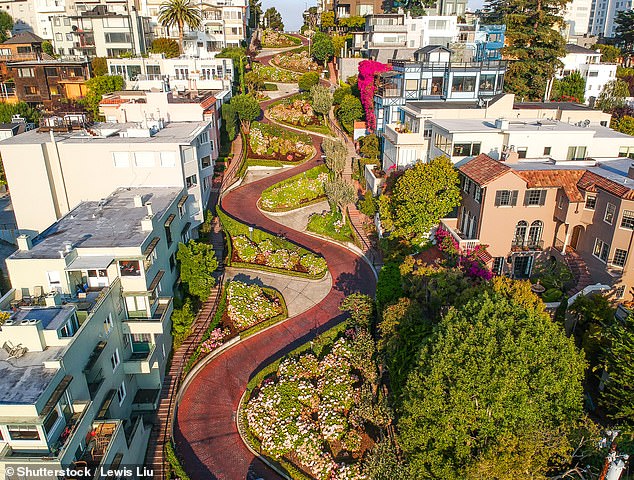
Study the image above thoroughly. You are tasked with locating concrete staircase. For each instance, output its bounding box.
[565,247,593,296]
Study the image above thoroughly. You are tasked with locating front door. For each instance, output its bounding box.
[570,225,582,250]
[513,255,533,279]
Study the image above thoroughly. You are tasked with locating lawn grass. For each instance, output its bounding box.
[263,83,278,91]
[267,94,332,135]
[307,208,355,243]
[259,165,328,212]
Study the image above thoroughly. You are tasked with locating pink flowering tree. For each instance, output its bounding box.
[435,226,493,281]
[357,60,392,131]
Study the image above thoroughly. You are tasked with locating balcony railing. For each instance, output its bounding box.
[511,239,544,251]
[123,297,173,334]
[440,218,480,252]
[368,23,406,32]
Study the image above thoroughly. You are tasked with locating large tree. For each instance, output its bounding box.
[311,84,333,124]
[0,11,13,43]
[483,0,568,100]
[150,37,180,58]
[0,102,40,124]
[337,94,363,129]
[158,0,202,53]
[177,240,218,301]
[263,7,283,31]
[221,103,238,140]
[230,94,261,132]
[615,10,634,58]
[596,79,630,112]
[379,156,461,244]
[600,313,634,428]
[325,178,356,224]
[312,31,334,68]
[551,71,586,103]
[248,0,262,29]
[322,137,347,177]
[594,43,622,63]
[398,278,586,479]
[84,75,124,119]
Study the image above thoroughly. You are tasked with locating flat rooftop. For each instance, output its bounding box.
[10,186,182,260]
[431,118,626,136]
[514,101,598,112]
[12,306,75,331]
[404,94,506,113]
[0,346,63,404]
[592,158,634,189]
[0,120,210,146]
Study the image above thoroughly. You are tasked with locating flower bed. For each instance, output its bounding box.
[253,63,300,83]
[269,98,322,128]
[308,209,355,243]
[226,280,284,331]
[261,30,301,48]
[249,121,314,162]
[217,207,328,279]
[245,334,373,479]
[272,50,320,73]
[260,166,328,212]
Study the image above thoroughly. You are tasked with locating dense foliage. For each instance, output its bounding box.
[263,7,284,31]
[84,75,124,119]
[312,31,334,67]
[151,38,180,58]
[298,71,320,92]
[0,11,13,43]
[157,0,201,52]
[230,94,261,132]
[177,240,218,301]
[357,61,391,131]
[551,71,586,103]
[596,79,630,112]
[0,102,40,124]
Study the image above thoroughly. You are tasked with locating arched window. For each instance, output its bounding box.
[514,220,528,245]
[528,220,543,246]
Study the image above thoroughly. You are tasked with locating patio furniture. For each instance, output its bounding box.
[10,289,22,308]
[20,288,32,305]
[33,286,44,303]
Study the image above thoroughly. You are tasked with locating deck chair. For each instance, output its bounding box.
[20,287,31,305]
[10,289,22,308]
[33,286,44,303]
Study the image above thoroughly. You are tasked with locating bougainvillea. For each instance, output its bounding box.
[357,60,392,131]
[434,226,493,280]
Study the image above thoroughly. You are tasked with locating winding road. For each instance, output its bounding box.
[174,42,376,480]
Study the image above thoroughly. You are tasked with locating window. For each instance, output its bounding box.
[186,174,197,189]
[514,220,528,245]
[524,189,547,206]
[160,151,176,168]
[134,152,155,167]
[198,131,209,145]
[585,194,597,210]
[200,155,212,169]
[119,260,141,277]
[431,76,444,95]
[25,86,38,95]
[111,348,120,371]
[165,224,172,246]
[558,194,564,209]
[113,152,129,168]
[105,32,131,43]
[474,185,482,203]
[566,146,587,161]
[614,285,626,299]
[104,312,113,334]
[451,75,476,92]
[604,203,616,224]
[462,176,473,194]
[8,425,40,441]
[479,74,496,91]
[44,67,58,77]
[452,142,481,157]
[55,33,62,41]
[405,79,418,91]
[544,147,552,155]
[125,295,147,316]
[116,381,126,406]
[517,147,528,159]
[528,220,543,246]
[43,409,59,435]
[619,146,634,158]
[613,248,628,267]
[65,33,72,41]
[495,190,518,206]
[433,133,451,155]
[63,17,70,26]
[621,210,634,229]
[492,257,504,275]
[593,238,610,262]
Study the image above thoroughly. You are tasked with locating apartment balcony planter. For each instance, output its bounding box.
[384,123,424,146]
[365,164,385,196]
[439,218,480,252]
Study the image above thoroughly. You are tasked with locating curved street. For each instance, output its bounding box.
[174,45,376,480]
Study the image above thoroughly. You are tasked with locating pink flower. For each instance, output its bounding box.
[357,60,392,131]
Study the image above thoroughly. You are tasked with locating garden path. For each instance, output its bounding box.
[174,53,376,480]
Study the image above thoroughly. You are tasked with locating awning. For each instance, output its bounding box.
[143,237,160,258]
[65,255,114,271]
[40,375,73,417]
[177,194,189,208]
[96,389,116,420]
[164,214,176,228]
[148,270,165,291]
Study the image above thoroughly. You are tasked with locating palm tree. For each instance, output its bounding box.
[158,0,202,54]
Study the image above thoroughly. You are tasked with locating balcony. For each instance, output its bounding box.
[511,239,544,251]
[124,342,157,374]
[440,218,480,252]
[367,24,406,33]
[74,420,122,475]
[123,297,173,335]
[384,123,424,146]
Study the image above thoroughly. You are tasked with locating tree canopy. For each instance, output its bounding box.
[177,240,218,301]
[298,72,320,92]
[83,75,124,119]
[322,137,347,177]
[230,94,261,132]
[157,0,202,53]
[615,9,634,56]
[551,71,586,103]
[249,0,262,29]
[312,32,334,67]
[221,103,238,140]
[484,0,567,100]
[596,79,630,112]
[91,57,108,76]
[0,11,13,43]
[337,94,363,129]
[151,37,180,58]
[379,156,461,244]
[398,278,586,479]
[263,7,284,30]
[310,84,333,121]
[0,102,40,124]
[594,43,622,62]
[325,178,356,223]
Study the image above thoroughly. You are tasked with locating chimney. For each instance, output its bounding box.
[134,194,143,207]
[495,118,509,130]
[502,145,519,164]
[146,202,153,217]
[17,234,32,251]
[141,215,154,232]
[45,291,61,307]
[628,164,634,180]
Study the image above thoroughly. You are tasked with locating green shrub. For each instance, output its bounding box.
[307,209,355,243]
[358,190,377,217]
[542,288,563,303]
[376,262,404,311]
[298,71,320,91]
[165,440,191,480]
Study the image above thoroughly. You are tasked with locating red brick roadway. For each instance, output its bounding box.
[174,68,377,478]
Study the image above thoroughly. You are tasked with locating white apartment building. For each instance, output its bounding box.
[0,186,184,475]
[427,117,634,164]
[0,0,38,36]
[564,0,593,36]
[106,55,234,91]
[558,43,617,104]
[0,116,215,237]
[589,0,632,38]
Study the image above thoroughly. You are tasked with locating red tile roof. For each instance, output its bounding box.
[578,170,634,199]
[353,121,366,129]
[199,95,216,110]
[514,169,586,202]
[99,97,129,105]
[458,154,511,185]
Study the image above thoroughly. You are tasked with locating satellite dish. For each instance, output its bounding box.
[583,119,591,127]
